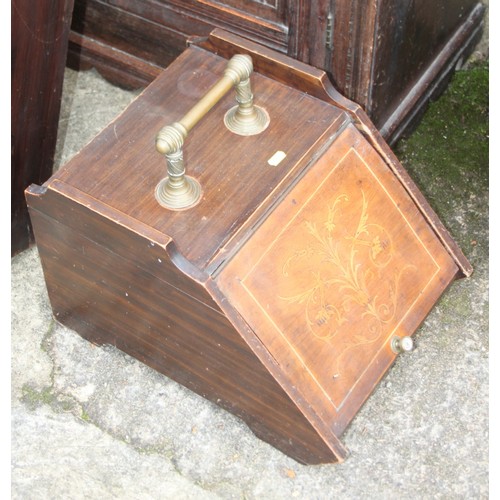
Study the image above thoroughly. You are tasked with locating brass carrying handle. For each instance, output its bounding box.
[155,54,270,210]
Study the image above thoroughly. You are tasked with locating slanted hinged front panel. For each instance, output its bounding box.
[216,124,458,435]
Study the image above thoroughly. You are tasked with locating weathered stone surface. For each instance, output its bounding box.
[11,404,220,500]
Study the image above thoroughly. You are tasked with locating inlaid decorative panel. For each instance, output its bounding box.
[217,124,457,429]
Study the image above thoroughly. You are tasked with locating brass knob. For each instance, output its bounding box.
[391,336,414,354]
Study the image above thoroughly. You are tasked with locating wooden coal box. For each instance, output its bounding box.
[26,30,471,464]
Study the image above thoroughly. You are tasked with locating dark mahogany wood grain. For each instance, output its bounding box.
[27,185,346,464]
[11,0,75,255]
[323,0,485,141]
[26,31,471,463]
[377,2,485,142]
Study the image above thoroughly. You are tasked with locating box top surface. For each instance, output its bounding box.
[52,45,347,271]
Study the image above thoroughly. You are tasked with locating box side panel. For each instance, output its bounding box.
[26,187,344,464]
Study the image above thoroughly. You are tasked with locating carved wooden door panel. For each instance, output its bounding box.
[164,0,328,65]
[69,0,327,87]
[153,0,292,53]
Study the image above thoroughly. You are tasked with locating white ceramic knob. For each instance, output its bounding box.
[391,336,414,354]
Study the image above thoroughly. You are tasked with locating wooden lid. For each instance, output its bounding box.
[52,44,346,272]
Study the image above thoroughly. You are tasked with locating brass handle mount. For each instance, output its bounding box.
[155,54,270,210]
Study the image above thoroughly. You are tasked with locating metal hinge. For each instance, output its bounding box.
[325,11,334,51]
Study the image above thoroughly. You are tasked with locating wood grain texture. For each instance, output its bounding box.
[27,185,345,464]
[26,32,470,463]
[11,0,75,255]
[216,124,459,436]
[67,0,484,141]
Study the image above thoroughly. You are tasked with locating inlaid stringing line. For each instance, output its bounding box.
[237,136,444,414]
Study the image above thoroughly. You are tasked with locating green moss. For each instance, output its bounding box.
[393,60,489,265]
[21,384,56,410]
[21,383,80,414]
[80,409,92,422]
[395,61,488,208]
[40,319,56,354]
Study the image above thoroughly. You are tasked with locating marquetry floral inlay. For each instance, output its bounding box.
[280,190,416,364]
